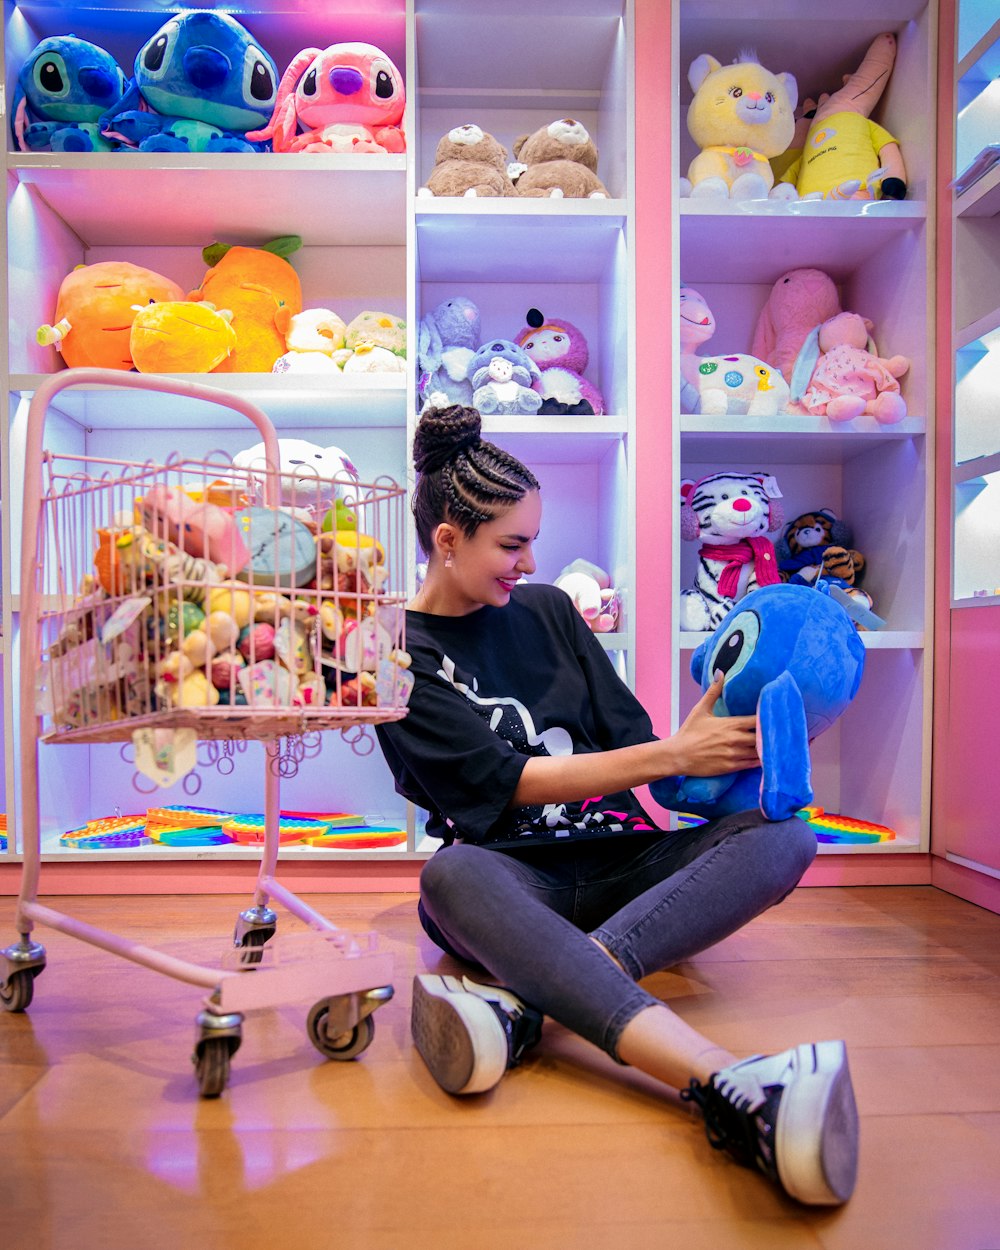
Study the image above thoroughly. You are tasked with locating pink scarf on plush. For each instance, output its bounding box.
[699,537,779,599]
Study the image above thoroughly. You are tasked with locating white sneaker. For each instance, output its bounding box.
[682,1040,859,1205]
[410,974,542,1095]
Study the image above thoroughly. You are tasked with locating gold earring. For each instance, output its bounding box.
[444,552,454,569]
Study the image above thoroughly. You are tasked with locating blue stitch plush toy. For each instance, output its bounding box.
[12,36,127,152]
[650,582,865,821]
[99,11,279,152]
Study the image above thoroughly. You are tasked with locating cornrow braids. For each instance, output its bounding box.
[412,405,539,554]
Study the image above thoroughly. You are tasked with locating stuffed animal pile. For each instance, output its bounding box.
[43,439,412,729]
[13,20,405,153]
[680,36,906,203]
[416,300,606,417]
[678,269,910,424]
[419,119,610,198]
[36,237,408,378]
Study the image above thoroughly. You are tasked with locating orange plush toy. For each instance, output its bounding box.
[188,237,303,372]
[37,260,184,370]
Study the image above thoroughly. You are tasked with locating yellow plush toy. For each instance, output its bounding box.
[777,33,907,201]
[682,52,798,201]
[130,301,237,373]
[188,237,303,373]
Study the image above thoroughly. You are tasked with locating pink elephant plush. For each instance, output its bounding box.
[789,312,909,424]
[751,267,842,383]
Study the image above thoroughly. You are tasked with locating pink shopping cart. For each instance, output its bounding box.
[1,369,411,1096]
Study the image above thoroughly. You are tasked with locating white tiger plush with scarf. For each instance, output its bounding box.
[679,471,785,631]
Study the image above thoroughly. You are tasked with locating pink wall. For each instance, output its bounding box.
[633,0,673,733]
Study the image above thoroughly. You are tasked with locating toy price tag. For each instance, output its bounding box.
[133,727,198,788]
[101,595,152,643]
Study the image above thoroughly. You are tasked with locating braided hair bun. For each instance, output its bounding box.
[413,405,482,474]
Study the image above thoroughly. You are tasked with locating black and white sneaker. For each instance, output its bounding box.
[681,1040,859,1205]
[410,974,543,1095]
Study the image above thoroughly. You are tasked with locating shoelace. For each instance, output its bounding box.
[681,1078,768,1171]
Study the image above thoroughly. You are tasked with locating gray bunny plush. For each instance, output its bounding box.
[417,296,481,410]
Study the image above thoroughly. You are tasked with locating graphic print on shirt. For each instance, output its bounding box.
[437,653,651,838]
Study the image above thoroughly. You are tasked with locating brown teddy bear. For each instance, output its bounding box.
[418,124,519,197]
[510,118,610,198]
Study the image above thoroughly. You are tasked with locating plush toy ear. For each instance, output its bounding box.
[688,54,721,94]
[418,315,443,373]
[819,509,855,548]
[250,48,319,141]
[751,297,777,364]
[789,326,821,402]
[512,134,529,159]
[753,475,785,532]
[690,638,711,684]
[679,478,701,542]
[777,72,798,114]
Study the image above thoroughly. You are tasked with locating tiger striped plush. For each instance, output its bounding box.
[777,510,865,587]
[679,471,785,631]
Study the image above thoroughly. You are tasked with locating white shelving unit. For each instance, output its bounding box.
[1,0,635,865]
[672,0,938,853]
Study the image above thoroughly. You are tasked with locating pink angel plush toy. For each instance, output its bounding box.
[247,42,405,153]
[789,312,909,423]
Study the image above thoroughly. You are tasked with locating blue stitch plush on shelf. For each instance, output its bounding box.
[99,11,279,153]
[12,35,127,152]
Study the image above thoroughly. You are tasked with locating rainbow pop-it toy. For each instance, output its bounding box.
[223,814,331,845]
[795,805,897,844]
[305,824,407,849]
[678,805,897,845]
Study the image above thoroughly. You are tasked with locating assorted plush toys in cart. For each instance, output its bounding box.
[40,431,413,744]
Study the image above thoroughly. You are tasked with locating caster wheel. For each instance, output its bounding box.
[306,1000,375,1061]
[235,925,275,968]
[0,969,36,1013]
[193,1035,237,1098]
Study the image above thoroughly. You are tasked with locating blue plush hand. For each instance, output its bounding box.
[104,110,162,146]
[757,670,813,820]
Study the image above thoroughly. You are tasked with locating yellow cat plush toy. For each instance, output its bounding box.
[682,52,798,201]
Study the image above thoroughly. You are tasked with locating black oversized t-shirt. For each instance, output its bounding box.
[376,582,661,848]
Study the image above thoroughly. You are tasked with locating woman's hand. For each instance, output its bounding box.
[667,672,759,777]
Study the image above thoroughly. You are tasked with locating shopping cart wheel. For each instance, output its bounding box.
[194,1037,234,1098]
[192,1009,243,1098]
[306,999,376,1061]
[0,969,37,1013]
[235,925,276,968]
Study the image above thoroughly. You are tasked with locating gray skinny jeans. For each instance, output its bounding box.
[417,809,817,1061]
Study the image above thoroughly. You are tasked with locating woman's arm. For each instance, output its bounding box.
[511,673,758,807]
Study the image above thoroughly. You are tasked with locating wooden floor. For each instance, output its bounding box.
[1,885,999,1250]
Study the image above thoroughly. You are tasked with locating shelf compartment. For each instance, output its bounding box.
[9,155,407,248]
[679,438,928,634]
[673,643,928,851]
[680,417,926,466]
[415,205,627,282]
[955,330,1000,464]
[680,202,926,285]
[8,373,408,431]
[954,469,1000,601]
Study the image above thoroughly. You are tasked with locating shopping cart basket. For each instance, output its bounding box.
[1,369,411,1096]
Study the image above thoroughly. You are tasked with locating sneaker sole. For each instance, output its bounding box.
[775,1040,859,1205]
[411,974,508,1095]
